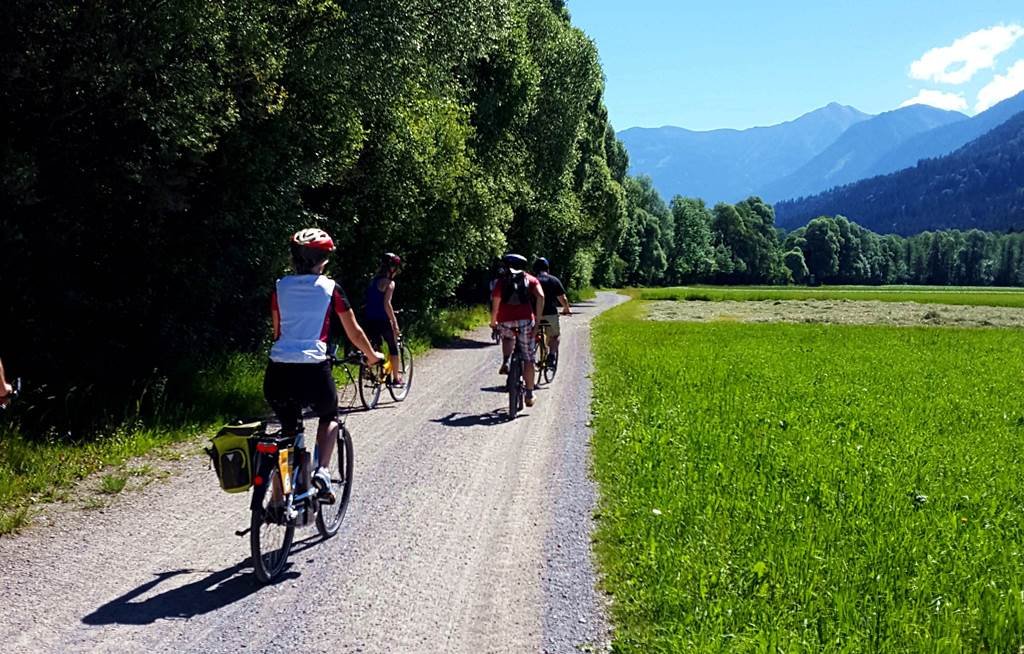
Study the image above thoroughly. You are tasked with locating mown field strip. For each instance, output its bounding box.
[592,301,1024,652]
[638,285,1024,308]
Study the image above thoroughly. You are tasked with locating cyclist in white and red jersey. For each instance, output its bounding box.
[264,228,383,502]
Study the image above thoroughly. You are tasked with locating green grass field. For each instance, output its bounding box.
[592,301,1024,652]
[636,285,1024,308]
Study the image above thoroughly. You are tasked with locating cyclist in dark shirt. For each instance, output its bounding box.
[533,257,572,366]
[365,252,404,386]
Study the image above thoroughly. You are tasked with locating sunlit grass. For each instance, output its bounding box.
[592,302,1024,652]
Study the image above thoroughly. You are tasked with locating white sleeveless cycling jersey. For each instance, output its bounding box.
[270,275,348,363]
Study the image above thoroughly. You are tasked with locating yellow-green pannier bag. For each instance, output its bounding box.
[206,421,261,493]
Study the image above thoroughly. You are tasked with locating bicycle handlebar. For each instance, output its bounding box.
[331,352,366,366]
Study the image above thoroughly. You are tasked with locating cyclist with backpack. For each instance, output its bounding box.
[533,257,572,367]
[490,253,545,407]
[265,228,383,502]
[365,252,404,387]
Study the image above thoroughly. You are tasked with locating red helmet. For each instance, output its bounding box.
[382,252,402,267]
[291,228,335,252]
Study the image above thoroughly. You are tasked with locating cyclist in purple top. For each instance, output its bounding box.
[364,252,404,387]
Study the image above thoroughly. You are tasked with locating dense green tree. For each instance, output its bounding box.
[801,217,841,282]
[668,197,715,283]
[783,248,809,284]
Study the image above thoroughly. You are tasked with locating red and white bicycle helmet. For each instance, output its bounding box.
[291,228,335,252]
[289,228,335,268]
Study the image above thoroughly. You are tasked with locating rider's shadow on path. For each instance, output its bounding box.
[431,411,510,427]
[81,553,304,625]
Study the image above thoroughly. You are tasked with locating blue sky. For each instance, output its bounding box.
[566,1,1024,131]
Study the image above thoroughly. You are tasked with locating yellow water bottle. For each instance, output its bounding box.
[278,448,292,494]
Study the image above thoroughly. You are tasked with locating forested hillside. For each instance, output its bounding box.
[0,0,648,430]
[867,90,1024,179]
[775,110,1024,234]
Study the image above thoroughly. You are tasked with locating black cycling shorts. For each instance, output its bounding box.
[263,360,338,435]
[365,317,398,353]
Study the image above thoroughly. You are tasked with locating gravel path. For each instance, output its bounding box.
[0,291,625,654]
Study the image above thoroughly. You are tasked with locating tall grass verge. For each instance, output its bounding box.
[0,352,266,535]
[0,306,489,536]
[568,286,598,303]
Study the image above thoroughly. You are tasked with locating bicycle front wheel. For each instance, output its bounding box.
[358,363,382,410]
[535,340,547,387]
[388,343,414,402]
[251,468,295,583]
[316,424,354,538]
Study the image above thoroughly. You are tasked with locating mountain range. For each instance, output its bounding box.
[760,105,965,201]
[619,91,1024,214]
[774,107,1024,235]
[617,103,869,205]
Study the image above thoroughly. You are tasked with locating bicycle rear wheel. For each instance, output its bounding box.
[358,363,382,410]
[251,468,295,583]
[387,343,414,402]
[543,354,557,384]
[316,424,354,538]
[507,356,521,419]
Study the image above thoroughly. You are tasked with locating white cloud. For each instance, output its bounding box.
[899,89,968,112]
[976,59,1024,112]
[910,24,1024,85]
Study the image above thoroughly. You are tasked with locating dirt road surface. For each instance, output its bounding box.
[0,292,625,654]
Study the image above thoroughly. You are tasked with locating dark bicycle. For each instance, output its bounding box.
[504,327,527,420]
[221,352,358,584]
[534,322,557,385]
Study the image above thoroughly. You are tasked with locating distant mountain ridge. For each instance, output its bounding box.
[620,91,1024,211]
[759,105,967,202]
[618,103,870,205]
[774,109,1024,235]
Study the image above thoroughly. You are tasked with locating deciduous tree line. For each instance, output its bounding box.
[609,178,1024,288]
